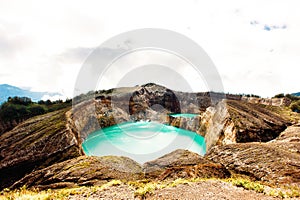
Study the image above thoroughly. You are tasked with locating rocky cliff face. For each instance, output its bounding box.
[143,149,230,180]
[201,100,291,151]
[0,108,82,189]
[206,124,300,187]
[168,115,201,133]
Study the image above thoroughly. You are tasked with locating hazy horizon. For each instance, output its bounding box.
[1,0,299,99]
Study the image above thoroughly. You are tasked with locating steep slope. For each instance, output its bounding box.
[201,100,291,150]
[11,156,143,189]
[143,149,230,180]
[206,124,300,187]
[0,109,82,189]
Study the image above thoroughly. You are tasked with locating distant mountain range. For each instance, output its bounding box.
[292,92,300,97]
[0,84,60,104]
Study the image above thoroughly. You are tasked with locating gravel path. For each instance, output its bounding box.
[148,180,280,200]
[69,180,288,200]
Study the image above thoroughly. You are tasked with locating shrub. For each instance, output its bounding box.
[274,93,285,98]
[290,100,300,113]
[285,94,300,101]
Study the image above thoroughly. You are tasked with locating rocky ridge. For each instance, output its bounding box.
[201,99,290,151]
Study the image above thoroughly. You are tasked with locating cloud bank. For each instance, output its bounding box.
[0,0,299,97]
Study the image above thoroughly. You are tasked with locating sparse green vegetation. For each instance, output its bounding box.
[290,100,300,113]
[1,178,300,199]
[226,178,265,193]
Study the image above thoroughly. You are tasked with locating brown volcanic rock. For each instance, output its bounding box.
[143,149,230,180]
[205,109,300,187]
[0,109,82,189]
[129,83,181,115]
[11,156,143,190]
[206,142,300,186]
[10,156,140,190]
[168,115,201,134]
[267,124,300,155]
[93,83,220,124]
[201,100,291,150]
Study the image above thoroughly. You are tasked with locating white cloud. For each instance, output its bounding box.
[0,0,299,97]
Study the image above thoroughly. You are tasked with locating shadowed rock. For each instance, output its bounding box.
[0,109,82,189]
[206,125,300,187]
[201,100,291,150]
[11,156,143,189]
[143,149,230,180]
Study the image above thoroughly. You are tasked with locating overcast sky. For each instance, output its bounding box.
[0,0,299,98]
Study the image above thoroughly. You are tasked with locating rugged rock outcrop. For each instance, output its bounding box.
[72,83,226,138]
[201,100,291,150]
[11,156,143,189]
[206,125,300,186]
[143,149,230,180]
[0,109,82,189]
[168,115,201,133]
[242,96,292,107]
[9,149,231,190]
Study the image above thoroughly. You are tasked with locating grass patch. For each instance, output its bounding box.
[226,178,265,193]
[0,180,122,200]
[225,177,300,198]
[1,178,300,199]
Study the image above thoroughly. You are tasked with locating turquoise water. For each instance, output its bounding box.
[169,113,199,118]
[82,122,206,164]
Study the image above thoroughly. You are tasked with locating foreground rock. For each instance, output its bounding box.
[0,109,82,189]
[206,125,300,187]
[11,156,143,189]
[202,100,291,150]
[143,149,230,180]
[10,150,232,190]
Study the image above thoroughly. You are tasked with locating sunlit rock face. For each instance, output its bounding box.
[206,125,300,187]
[0,109,82,190]
[200,100,290,151]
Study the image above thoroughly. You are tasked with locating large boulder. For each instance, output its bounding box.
[206,125,300,186]
[11,156,143,189]
[0,109,82,189]
[143,149,230,180]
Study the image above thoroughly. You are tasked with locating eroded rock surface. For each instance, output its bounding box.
[201,100,290,150]
[206,125,300,186]
[143,149,230,180]
[11,156,143,189]
[0,109,82,189]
